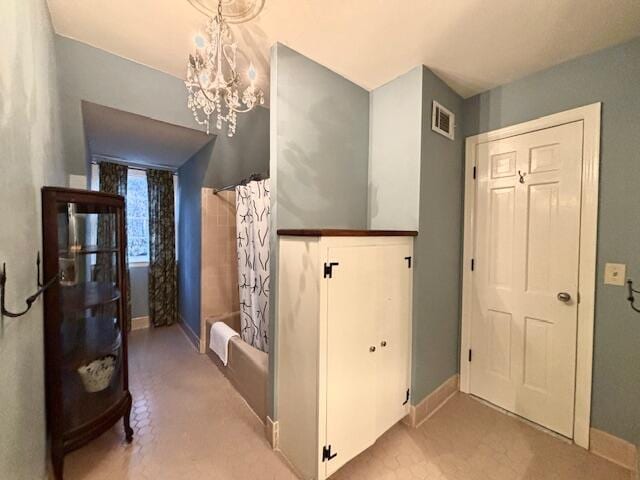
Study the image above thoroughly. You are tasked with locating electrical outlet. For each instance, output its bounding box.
[604,263,626,286]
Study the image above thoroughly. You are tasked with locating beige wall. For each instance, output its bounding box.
[0,1,67,478]
[201,189,239,333]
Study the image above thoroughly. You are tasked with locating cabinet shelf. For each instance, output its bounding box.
[61,282,121,312]
[62,315,121,370]
[59,246,118,255]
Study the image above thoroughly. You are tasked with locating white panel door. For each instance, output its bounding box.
[324,246,379,478]
[470,121,583,437]
[376,243,412,438]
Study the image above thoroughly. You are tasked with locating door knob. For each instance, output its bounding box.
[369,346,376,352]
[381,340,387,347]
[557,292,571,303]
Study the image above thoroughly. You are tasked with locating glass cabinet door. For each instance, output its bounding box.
[56,202,125,432]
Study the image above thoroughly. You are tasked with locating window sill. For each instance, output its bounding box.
[129,261,149,268]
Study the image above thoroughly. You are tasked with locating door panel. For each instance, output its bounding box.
[324,246,379,477]
[488,186,516,288]
[470,121,583,437]
[376,243,412,438]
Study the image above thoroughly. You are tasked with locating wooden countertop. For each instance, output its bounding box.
[277,229,418,237]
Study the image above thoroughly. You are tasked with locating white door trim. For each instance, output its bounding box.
[460,103,601,449]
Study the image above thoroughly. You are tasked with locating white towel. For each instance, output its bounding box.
[209,321,239,366]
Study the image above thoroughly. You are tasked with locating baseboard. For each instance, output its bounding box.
[590,427,638,472]
[403,374,459,428]
[131,316,150,330]
[199,330,207,354]
[265,416,279,450]
[177,314,200,351]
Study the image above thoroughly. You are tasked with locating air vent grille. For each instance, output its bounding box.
[432,101,455,140]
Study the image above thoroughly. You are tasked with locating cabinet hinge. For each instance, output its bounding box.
[404,256,412,269]
[322,445,337,462]
[468,349,472,362]
[323,262,339,278]
[473,166,477,180]
[471,259,475,271]
[402,388,410,405]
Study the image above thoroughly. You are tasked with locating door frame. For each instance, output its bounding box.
[460,103,601,449]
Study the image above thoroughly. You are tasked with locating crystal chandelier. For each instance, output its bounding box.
[185,0,264,137]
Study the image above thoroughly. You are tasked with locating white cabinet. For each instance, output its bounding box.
[276,232,414,480]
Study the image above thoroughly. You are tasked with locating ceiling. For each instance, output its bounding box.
[82,102,212,170]
[48,0,640,98]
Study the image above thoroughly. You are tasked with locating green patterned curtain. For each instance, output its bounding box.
[97,162,132,330]
[147,169,178,327]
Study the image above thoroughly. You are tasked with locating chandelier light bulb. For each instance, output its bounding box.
[185,0,264,137]
[194,34,206,49]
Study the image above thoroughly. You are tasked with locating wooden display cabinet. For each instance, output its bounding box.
[41,187,133,480]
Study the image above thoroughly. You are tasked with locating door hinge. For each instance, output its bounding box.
[322,445,337,462]
[402,388,410,405]
[471,259,475,271]
[468,349,472,362]
[473,166,477,179]
[323,262,339,278]
[404,256,412,269]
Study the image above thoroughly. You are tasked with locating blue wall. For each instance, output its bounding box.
[412,67,464,402]
[271,44,370,230]
[177,141,214,337]
[269,43,370,418]
[464,37,640,445]
[368,66,423,230]
[55,36,201,176]
[0,1,67,478]
[56,35,271,181]
[177,106,270,338]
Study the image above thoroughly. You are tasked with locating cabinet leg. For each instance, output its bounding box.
[124,395,134,443]
[52,449,64,480]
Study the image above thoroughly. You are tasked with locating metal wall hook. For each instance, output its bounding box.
[37,251,43,288]
[626,279,640,314]
[0,254,59,319]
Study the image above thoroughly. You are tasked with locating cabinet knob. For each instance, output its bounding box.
[381,341,387,347]
[369,346,376,353]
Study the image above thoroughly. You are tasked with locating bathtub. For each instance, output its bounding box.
[205,312,268,422]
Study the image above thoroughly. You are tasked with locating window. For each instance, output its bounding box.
[126,169,149,263]
[91,162,177,264]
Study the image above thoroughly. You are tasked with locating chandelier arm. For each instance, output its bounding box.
[194,75,217,104]
[227,106,254,114]
[222,44,239,79]
[223,98,259,114]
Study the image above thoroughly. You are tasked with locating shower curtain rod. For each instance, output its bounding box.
[212,173,267,194]
[90,158,177,173]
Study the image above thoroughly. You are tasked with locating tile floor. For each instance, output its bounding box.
[65,326,633,480]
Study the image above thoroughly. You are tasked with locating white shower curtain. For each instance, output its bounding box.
[235,179,271,353]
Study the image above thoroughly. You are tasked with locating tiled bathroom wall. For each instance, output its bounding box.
[201,188,240,337]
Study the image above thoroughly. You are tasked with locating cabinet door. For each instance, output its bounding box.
[324,245,380,478]
[376,243,412,437]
